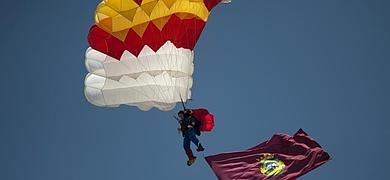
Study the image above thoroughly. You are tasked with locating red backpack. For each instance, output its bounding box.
[190,108,215,132]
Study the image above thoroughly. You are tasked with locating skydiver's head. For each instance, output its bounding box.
[185,109,192,115]
[178,111,185,120]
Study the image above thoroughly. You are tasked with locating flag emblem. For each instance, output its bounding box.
[257,154,285,177]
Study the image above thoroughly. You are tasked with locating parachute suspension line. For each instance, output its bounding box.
[179,93,187,111]
[167,38,183,105]
[160,38,181,105]
[173,17,196,109]
[169,34,193,110]
[170,26,187,108]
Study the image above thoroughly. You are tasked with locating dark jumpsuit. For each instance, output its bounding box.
[180,116,200,151]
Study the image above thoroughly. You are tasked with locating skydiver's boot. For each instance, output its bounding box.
[185,149,196,166]
[196,143,204,152]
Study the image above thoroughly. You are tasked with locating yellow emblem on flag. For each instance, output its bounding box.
[257,154,286,177]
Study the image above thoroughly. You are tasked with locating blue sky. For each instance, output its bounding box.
[0,0,389,179]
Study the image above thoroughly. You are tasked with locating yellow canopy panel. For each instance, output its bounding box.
[95,0,211,33]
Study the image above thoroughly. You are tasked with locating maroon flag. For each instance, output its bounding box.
[205,129,330,180]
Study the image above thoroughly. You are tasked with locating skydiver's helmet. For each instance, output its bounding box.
[178,110,185,115]
[185,109,193,115]
[178,111,185,120]
[184,109,193,118]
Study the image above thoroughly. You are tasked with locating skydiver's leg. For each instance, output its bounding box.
[190,135,200,146]
[187,129,200,146]
[185,149,196,166]
[183,135,196,166]
[183,136,191,151]
[187,129,204,152]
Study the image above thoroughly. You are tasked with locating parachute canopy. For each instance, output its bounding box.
[84,0,230,111]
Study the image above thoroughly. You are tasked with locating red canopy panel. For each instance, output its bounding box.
[88,15,206,59]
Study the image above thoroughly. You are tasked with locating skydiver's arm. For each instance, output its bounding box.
[173,116,184,134]
[190,116,198,126]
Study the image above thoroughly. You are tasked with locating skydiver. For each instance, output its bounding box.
[177,110,205,166]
